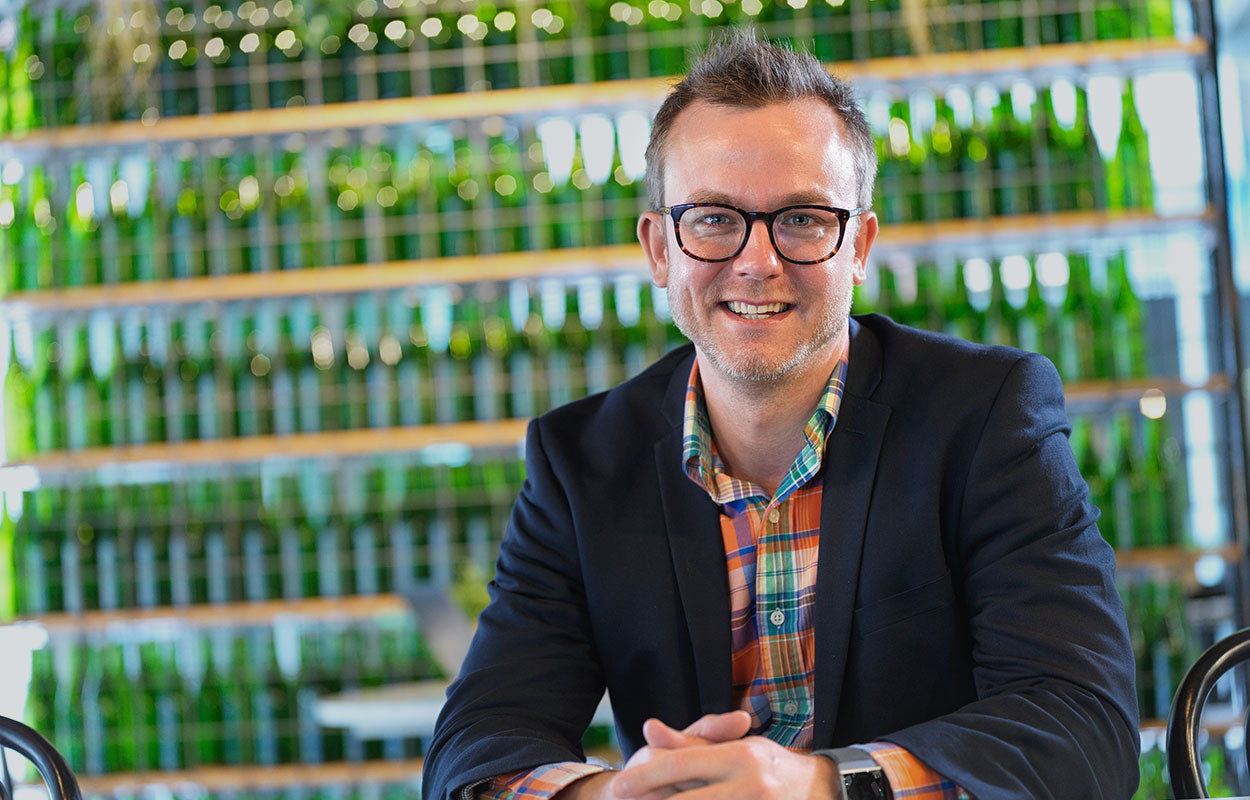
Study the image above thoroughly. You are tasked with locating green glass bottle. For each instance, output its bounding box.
[611,273,649,382]
[247,627,280,766]
[289,297,323,434]
[1038,80,1096,213]
[478,3,521,90]
[3,319,34,461]
[867,92,904,225]
[422,285,457,424]
[536,0,577,85]
[1104,250,1147,379]
[927,91,970,220]
[1094,0,1133,40]
[538,116,590,249]
[168,145,208,279]
[989,84,1039,216]
[865,0,906,58]
[422,7,467,95]
[1110,79,1154,211]
[79,644,106,774]
[994,255,1034,349]
[812,0,854,63]
[1145,414,1189,547]
[196,631,227,766]
[483,118,530,253]
[943,258,988,343]
[981,0,1025,50]
[0,499,15,621]
[589,0,633,81]
[142,638,183,770]
[62,163,100,287]
[1056,252,1098,382]
[275,135,314,271]
[104,640,141,773]
[1074,418,1116,549]
[18,165,54,291]
[504,280,538,419]
[1147,0,1177,37]
[24,643,55,742]
[1111,411,1146,551]
[343,293,377,430]
[8,9,42,134]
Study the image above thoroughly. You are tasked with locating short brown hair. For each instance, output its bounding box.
[644,28,877,211]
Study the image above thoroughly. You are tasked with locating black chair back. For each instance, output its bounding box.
[1167,627,1250,799]
[0,716,81,800]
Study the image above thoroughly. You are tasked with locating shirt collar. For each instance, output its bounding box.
[681,355,850,506]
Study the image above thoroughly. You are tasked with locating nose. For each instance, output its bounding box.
[732,219,784,280]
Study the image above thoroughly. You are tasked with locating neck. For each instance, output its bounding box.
[699,331,848,497]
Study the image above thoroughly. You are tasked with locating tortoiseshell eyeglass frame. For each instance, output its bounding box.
[658,202,870,265]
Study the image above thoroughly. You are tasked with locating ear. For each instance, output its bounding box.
[638,211,669,288]
[848,211,878,286]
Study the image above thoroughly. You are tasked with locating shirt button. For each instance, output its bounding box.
[783,700,799,715]
[768,509,780,524]
[769,608,785,627]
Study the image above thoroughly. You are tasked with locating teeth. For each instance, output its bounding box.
[726,301,790,319]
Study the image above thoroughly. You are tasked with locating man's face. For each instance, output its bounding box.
[638,98,877,385]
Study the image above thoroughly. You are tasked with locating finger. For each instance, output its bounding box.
[643,718,691,749]
[614,746,723,799]
[681,711,751,743]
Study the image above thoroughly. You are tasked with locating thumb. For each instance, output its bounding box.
[682,710,751,742]
[641,717,690,749]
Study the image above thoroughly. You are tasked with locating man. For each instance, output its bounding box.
[424,30,1139,800]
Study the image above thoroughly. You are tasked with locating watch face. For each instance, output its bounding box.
[843,770,889,800]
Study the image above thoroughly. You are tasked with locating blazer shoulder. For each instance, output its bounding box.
[855,313,1061,398]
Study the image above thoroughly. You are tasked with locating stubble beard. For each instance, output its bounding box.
[666,268,856,385]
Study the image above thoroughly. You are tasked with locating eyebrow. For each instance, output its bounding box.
[684,190,845,208]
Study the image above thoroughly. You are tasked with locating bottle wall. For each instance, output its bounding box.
[0,1,1243,798]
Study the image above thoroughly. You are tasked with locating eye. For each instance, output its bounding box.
[693,212,733,226]
[780,212,814,227]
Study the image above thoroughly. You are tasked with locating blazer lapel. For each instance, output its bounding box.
[655,349,733,715]
[812,318,892,746]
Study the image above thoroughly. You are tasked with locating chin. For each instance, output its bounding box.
[704,348,808,383]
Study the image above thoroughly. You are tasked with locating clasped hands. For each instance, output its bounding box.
[560,710,838,800]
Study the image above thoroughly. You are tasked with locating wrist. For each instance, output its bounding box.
[813,747,892,800]
[552,770,617,800]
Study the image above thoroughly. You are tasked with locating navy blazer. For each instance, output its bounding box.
[423,314,1140,800]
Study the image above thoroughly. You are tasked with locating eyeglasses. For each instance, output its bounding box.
[658,202,869,265]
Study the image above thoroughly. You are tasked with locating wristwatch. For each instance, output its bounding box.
[814,747,893,800]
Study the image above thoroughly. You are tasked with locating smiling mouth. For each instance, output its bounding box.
[724,301,793,320]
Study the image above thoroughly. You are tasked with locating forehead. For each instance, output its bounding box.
[662,98,858,206]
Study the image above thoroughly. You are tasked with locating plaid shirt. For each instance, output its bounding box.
[478,358,966,800]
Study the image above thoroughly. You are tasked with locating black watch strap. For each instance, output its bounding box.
[813,746,893,800]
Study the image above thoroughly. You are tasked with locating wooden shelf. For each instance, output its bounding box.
[44,747,623,795]
[1,419,531,480]
[1065,374,1231,407]
[0,37,1206,152]
[0,210,1215,317]
[1140,709,1244,738]
[0,245,646,316]
[0,366,1232,482]
[4,545,1236,639]
[8,593,411,640]
[873,208,1216,256]
[65,759,425,796]
[1116,544,1244,576]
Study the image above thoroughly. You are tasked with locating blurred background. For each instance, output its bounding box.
[0,0,1247,797]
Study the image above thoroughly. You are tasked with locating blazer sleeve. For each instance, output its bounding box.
[421,417,607,800]
[880,352,1141,800]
